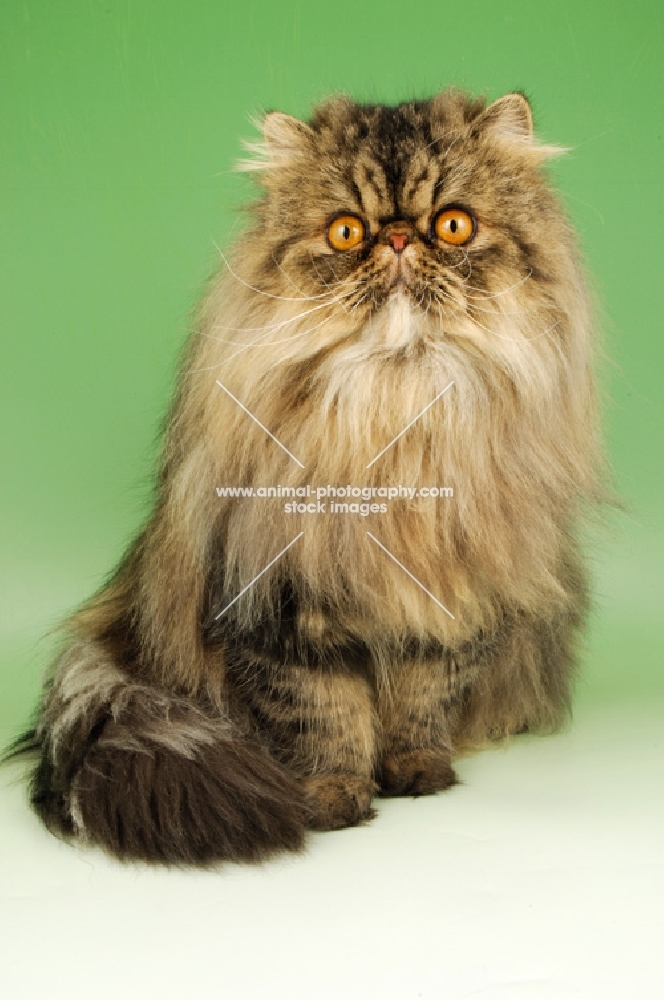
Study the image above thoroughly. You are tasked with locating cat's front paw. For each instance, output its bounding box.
[303,773,377,831]
[380,748,457,797]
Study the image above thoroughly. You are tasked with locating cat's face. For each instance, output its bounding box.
[241,90,571,351]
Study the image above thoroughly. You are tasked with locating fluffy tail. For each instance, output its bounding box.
[10,640,307,865]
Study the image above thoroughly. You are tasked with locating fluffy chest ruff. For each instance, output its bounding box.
[202,292,581,651]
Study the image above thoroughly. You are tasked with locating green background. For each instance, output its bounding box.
[1,0,662,739]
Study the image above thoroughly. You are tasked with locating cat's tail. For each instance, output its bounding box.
[8,640,308,865]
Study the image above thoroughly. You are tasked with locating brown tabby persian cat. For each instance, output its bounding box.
[17,89,606,865]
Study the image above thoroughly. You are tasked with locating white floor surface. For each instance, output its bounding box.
[1,703,662,1000]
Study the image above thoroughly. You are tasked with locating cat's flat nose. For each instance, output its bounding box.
[389,232,409,254]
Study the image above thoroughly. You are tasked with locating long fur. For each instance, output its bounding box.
[9,89,610,864]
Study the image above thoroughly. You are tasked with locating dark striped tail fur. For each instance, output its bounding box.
[8,638,309,865]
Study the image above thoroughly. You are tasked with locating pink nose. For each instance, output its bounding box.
[389,232,409,253]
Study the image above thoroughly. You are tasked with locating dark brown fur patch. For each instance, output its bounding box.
[380,749,457,797]
[67,733,307,865]
[17,642,310,865]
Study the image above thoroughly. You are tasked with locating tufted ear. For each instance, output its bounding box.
[480,93,568,159]
[482,93,533,141]
[237,111,314,172]
[263,112,313,154]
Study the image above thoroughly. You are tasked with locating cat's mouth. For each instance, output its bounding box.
[370,273,421,330]
[368,264,418,314]
[386,255,412,292]
[361,247,428,315]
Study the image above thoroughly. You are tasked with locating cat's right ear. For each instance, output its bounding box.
[237,112,314,173]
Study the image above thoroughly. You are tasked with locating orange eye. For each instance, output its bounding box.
[433,207,475,246]
[327,214,366,251]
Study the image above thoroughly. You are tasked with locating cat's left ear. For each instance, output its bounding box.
[237,112,314,172]
[480,93,568,159]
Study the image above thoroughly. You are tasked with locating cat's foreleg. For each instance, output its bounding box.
[230,654,379,832]
[377,653,466,797]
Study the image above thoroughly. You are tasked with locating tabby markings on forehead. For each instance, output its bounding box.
[347,148,443,232]
[352,157,390,219]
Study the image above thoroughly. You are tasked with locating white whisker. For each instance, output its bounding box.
[213,241,332,302]
[203,288,353,342]
[308,252,355,315]
[434,280,523,318]
[462,269,533,301]
[188,312,341,373]
[271,252,312,297]
[424,128,462,153]
[470,315,560,343]
[187,284,358,374]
